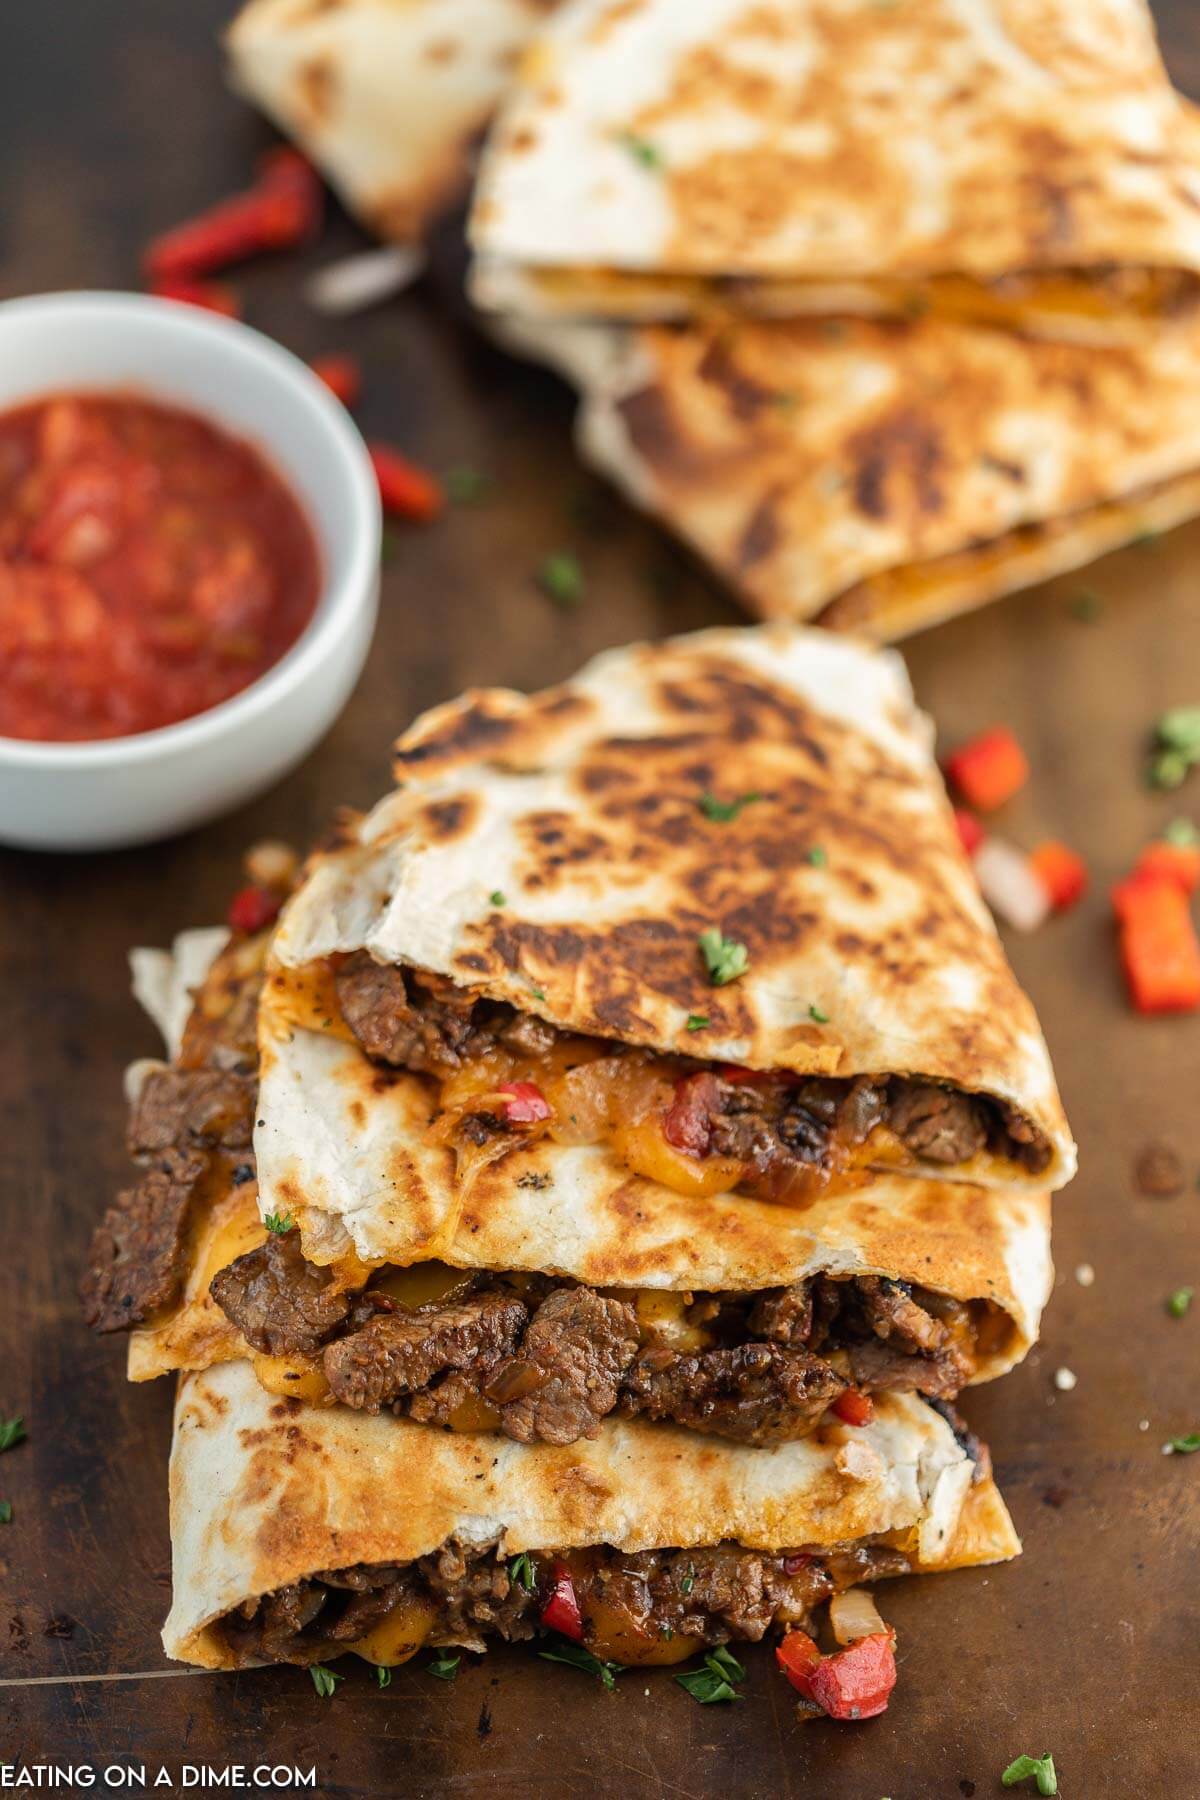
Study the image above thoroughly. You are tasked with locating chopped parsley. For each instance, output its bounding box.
[680,1562,695,1596]
[674,1645,746,1705]
[508,1552,535,1592]
[1167,1286,1194,1318]
[0,1417,26,1453]
[538,1641,623,1690]
[685,1014,710,1033]
[375,1666,391,1688]
[807,845,828,867]
[809,1004,829,1024]
[537,551,584,609]
[1166,817,1199,846]
[698,927,749,987]
[528,984,547,1002]
[427,1653,461,1682]
[0,1501,11,1524]
[1001,1752,1057,1795]
[310,1666,342,1698]
[490,890,507,907]
[1149,708,1200,789]
[1165,1432,1200,1454]
[618,132,662,170]
[445,465,490,504]
[698,790,761,823]
[263,1212,294,1236]
[1068,590,1102,622]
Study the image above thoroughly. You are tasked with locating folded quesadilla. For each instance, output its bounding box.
[503,312,1200,638]
[164,1356,1019,1670]
[469,0,1200,341]
[226,0,553,241]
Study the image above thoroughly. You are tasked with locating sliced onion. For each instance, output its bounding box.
[828,1587,887,1647]
[304,245,426,316]
[973,836,1052,932]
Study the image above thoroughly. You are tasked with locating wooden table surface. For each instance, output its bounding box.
[4,5,1200,1794]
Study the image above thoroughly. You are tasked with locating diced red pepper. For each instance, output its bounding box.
[953,808,986,856]
[368,443,445,522]
[227,885,283,936]
[717,1064,773,1086]
[1134,840,1200,895]
[831,1388,875,1427]
[143,153,322,281]
[540,1560,584,1642]
[663,1072,720,1158]
[495,1081,552,1125]
[783,1553,814,1576]
[1029,841,1089,911]
[309,354,362,408]
[1117,878,1200,1014]
[945,728,1030,812]
[149,277,241,318]
[776,1629,897,1721]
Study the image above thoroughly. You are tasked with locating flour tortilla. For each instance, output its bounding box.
[267,626,1074,1194]
[163,1357,1018,1668]
[498,313,1200,638]
[227,0,553,240]
[469,0,1200,334]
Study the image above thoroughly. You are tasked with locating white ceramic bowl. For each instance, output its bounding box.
[0,291,381,851]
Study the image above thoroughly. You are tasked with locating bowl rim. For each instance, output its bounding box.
[0,289,381,769]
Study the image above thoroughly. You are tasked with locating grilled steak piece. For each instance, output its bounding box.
[887,1079,988,1164]
[126,1067,255,1156]
[418,1540,538,1644]
[748,1282,813,1346]
[846,1337,970,1399]
[79,1147,209,1333]
[324,1291,527,1413]
[335,953,480,1073]
[210,1230,360,1359]
[489,1287,640,1446]
[855,1276,949,1355]
[621,1342,845,1444]
[321,1583,404,1643]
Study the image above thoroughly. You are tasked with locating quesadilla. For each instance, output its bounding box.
[226,0,553,242]
[502,312,1200,638]
[469,0,1200,341]
[164,1356,1019,1671]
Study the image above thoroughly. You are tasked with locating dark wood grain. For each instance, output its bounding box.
[3,4,1200,1793]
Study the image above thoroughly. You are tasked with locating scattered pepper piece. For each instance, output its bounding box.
[831,1389,874,1427]
[1029,841,1089,911]
[309,353,361,408]
[945,727,1030,812]
[369,443,444,522]
[1133,839,1200,895]
[539,1560,584,1642]
[776,1628,897,1721]
[227,884,283,936]
[144,149,322,281]
[953,808,985,856]
[149,276,241,318]
[1117,880,1200,1013]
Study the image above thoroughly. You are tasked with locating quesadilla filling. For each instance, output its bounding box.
[322,952,1051,1197]
[213,1535,916,1669]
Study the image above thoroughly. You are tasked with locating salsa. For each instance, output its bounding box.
[0,393,321,741]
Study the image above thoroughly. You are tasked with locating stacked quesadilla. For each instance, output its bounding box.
[84,627,1072,1695]
[467,0,1200,636]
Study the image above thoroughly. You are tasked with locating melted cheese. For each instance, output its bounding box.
[344,1595,439,1666]
[250,1354,330,1404]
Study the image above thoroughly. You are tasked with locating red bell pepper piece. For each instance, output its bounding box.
[831,1388,874,1427]
[309,354,362,408]
[496,1081,552,1125]
[149,277,241,318]
[1134,840,1200,895]
[227,885,283,936]
[368,443,445,522]
[717,1064,774,1086]
[540,1560,584,1642]
[953,808,985,856]
[945,728,1030,812]
[1029,841,1089,911]
[663,1072,721,1158]
[1117,878,1200,1014]
[143,152,322,281]
[776,1629,897,1721]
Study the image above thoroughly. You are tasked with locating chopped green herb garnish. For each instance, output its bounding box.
[1001,1752,1057,1795]
[375,1665,391,1688]
[427,1653,461,1682]
[809,1004,829,1024]
[538,551,584,608]
[1149,708,1200,789]
[807,845,827,867]
[1069,590,1102,622]
[0,1501,11,1524]
[529,985,547,1002]
[680,1563,695,1596]
[674,1646,745,1705]
[618,132,662,170]
[445,465,490,504]
[1167,1286,1194,1318]
[698,927,750,987]
[538,1641,623,1691]
[686,1014,710,1033]
[264,1212,294,1236]
[490,890,507,907]
[698,790,761,823]
[508,1552,535,1592]
[1165,1432,1200,1454]
[0,1418,26,1453]
[1166,817,1200,846]
[310,1666,342,1698]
